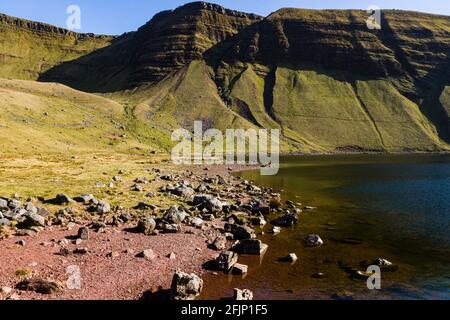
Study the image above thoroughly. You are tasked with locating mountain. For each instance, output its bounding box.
[1,2,450,154]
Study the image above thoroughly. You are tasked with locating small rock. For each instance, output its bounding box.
[16,240,26,246]
[138,249,156,261]
[283,253,298,263]
[168,252,176,260]
[107,251,119,258]
[272,226,282,234]
[132,184,144,192]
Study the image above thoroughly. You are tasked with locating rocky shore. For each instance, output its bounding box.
[0,163,303,300]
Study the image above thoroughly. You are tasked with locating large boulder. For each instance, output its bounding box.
[74,194,97,205]
[163,205,188,224]
[137,217,156,235]
[96,201,111,214]
[170,271,203,300]
[23,212,45,227]
[224,223,255,240]
[172,186,195,199]
[53,194,73,205]
[233,239,268,255]
[193,195,223,213]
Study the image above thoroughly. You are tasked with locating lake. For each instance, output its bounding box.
[201,154,450,300]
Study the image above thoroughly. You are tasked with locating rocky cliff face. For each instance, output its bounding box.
[39,2,261,91]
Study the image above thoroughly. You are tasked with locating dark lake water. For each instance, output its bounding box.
[201,154,450,300]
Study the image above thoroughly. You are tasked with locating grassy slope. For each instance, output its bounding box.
[0,14,112,80]
[219,65,448,152]
[127,61,256,132]
[0,79,155,155]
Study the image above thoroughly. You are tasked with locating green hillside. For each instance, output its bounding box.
[0,3,449,154]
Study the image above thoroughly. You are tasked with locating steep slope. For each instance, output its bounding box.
[1,4,450,153]
[0,79,160,154]
[0,13,113,80]
[206,8,450,152]
[40,2,261,92]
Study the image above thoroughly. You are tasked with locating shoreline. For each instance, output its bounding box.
[0,159,278,300]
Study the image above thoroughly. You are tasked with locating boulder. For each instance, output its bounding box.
[53,194,73,205]
[170,271,203,300]
[96,201,111,214]
[162,223,181,234]
[23,212,45,227]
[25,203,37,214]
[0,198,8,210]
[193,195,223,213]
[138,249,156,261]
[234,288,254,300]
[210,236,227,251]
[216,251,238,271]
[137,217,156,235]
[190,217,204,228]
[78,227,89,240]
[233,239,268,255]
[173,186,195,199]
[74,194,97,204]
[305,234,324,247]
[224,223,255,240]
[163,205,188,224]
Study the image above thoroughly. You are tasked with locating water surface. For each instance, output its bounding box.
[201,154,450,300]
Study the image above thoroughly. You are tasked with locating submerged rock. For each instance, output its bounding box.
[305,234,324,247]
[216,251,238,271]
[233,239,268,255]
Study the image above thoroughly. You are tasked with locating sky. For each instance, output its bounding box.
[0,0,449,35]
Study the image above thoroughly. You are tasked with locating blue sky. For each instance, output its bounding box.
[0,0,449,35]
